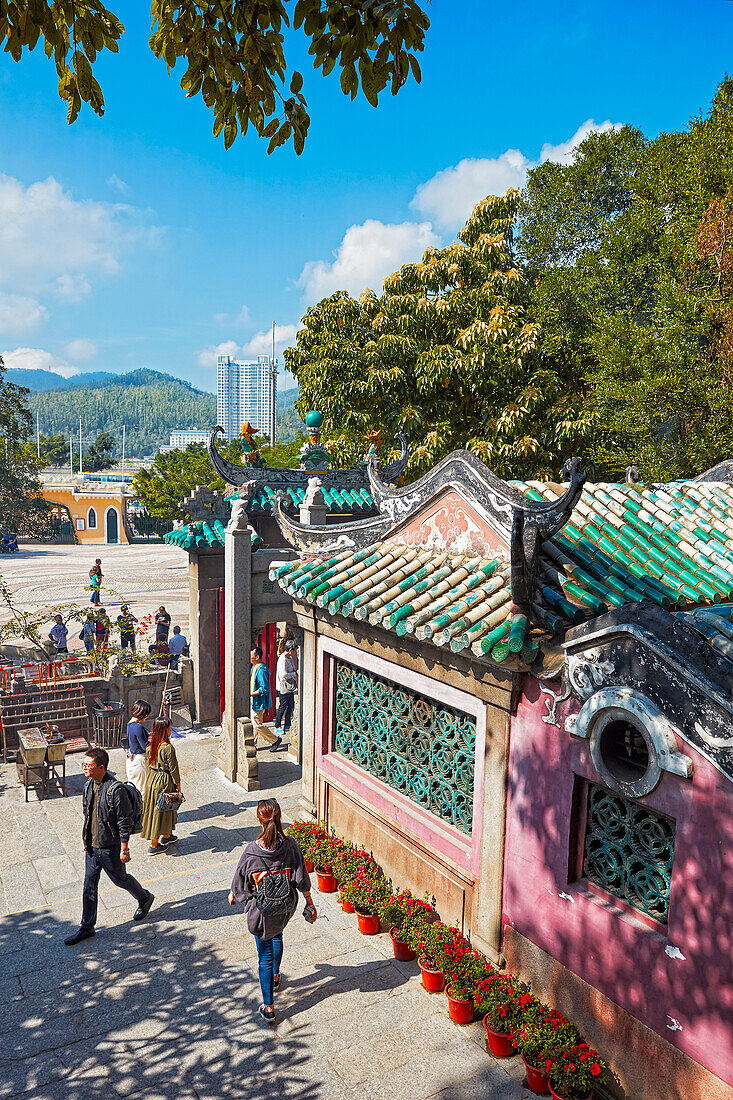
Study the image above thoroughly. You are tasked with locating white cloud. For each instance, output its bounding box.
[299,219,439,302]
[0,293,48,336]
[197,325,299,370]
[236,305,250,325]
[63,338,97,362]
[107,173,129,194]
[411,151,531,231]
[1,347,79,378]
[539,119,618,165]
[243,324,298,362]
[55,274,92,302]
[0,174,159,301]
[197,340,240,369]
[411,119,622,232]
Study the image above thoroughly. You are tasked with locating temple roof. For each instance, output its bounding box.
[225,484,375,515]
[164,519,262,550]
[270,450,733,671]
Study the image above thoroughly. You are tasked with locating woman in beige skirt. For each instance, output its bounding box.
[125,699,151,794]
[141,718,184,854]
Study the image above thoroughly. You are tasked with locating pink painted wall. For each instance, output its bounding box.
[503,675,733,1089]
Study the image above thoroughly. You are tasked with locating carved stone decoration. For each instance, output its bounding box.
[235,715,260,791]
[570,686,694,797]
[182,484,229,522]
[539,680,572,727]
[566,650,616,700]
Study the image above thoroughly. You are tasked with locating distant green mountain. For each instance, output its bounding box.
[27,367,301,459]
[5,368,116,392]
[29,369,217,459]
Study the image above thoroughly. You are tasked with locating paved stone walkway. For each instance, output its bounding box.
[0,735,533,1100]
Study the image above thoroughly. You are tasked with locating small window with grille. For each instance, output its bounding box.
[582,782,675,923]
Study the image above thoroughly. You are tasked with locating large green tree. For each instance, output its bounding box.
[518,79,733,480]
[287,191,590,479]
[0,358,51,537]
[132,439,246,518]
[1,1,428,153]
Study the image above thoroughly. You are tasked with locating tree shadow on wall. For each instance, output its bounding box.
[0,905,331,1100]
[505,676,733,1100]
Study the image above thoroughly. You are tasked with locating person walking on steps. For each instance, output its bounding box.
[250,646,272,748]
[65,748,153,946]
[272,639,298,752]
[228,799,316,1024]
[126,699,151,794]
[141,717,183,854]
[89,559,102,605]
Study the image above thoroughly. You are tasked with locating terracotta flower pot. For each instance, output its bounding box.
[304,859,315,873]
[483,1015,517,1058]
[418,956,446,993]
[390,928,416,961]
[522,1054,550,1094]
[446,988,474,1024]
[549,1087,592,1100]
[316,869,338,892]
[356,910,380,935]
[339,892,355,913]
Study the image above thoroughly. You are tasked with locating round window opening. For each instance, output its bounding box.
[598,719,650,783]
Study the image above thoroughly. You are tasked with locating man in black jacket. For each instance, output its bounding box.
[65,747,154,946]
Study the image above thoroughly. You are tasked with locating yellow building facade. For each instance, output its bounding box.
[40,475,132,545]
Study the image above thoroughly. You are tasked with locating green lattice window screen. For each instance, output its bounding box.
[582,783,675,923]
[333,660,476,835]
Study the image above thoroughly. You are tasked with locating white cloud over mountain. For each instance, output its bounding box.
[63,338,98,362]
[0,346,80,378]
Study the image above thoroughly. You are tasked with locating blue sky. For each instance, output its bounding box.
[0,0,732,396]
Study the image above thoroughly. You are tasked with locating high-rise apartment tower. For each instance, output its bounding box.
[216,354,277,442]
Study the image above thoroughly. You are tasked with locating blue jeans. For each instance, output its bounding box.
[255,932,283,1005]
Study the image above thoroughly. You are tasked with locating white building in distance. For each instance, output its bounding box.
[169,429,211,449]
[217,354,277,442]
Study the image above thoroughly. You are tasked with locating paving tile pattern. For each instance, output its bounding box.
[0,736,533,1100]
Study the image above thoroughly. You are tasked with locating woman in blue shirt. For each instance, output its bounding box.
[126,699,151,794]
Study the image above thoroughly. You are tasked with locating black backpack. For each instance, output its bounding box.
[107,781,144,834]
[254,857,296,924]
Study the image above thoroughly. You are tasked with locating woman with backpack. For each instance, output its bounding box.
[140,717,183,855]
[228,799,316,1024]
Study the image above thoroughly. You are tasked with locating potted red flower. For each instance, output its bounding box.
[309,835,343,892]
[383,891,435,961]
[414,920,457,992]
[286,819,328,873]
[443,945,487,1025]
[548,1042,607,1100]
[340,866,388,934]
[331,845,378,912]
[515,1009,577,1094]
[477,973,534,1058]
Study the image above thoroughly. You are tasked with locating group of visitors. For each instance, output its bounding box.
[250,631,299,753]
[1,531,19,553]
[46,557,188,666]
[64,699,314,1024]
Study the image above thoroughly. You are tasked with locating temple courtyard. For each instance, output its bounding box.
[0,734,534,1100]
[0,543,190,648]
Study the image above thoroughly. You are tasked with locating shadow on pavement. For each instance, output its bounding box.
[0,906,327,1100]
